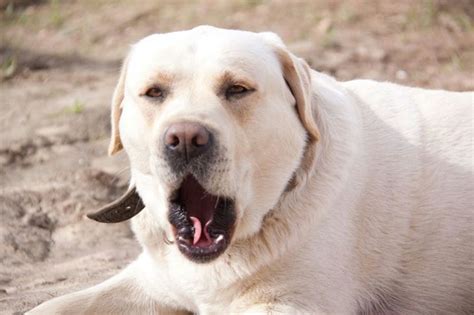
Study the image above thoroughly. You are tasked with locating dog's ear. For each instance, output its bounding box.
[260,32,320,142]
[87,186,144,223]
[108,54,130,155]
[277,49,320,142]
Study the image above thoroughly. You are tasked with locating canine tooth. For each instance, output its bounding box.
[178,236,190,244]
[162,231,174,245]
[215,235,224,243]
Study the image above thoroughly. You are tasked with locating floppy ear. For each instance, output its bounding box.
[277,49,320,142]
[108,55,130,155]
[87,187,144,223]
[260,32,320,142]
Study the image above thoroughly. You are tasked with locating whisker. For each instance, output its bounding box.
[215,195,220,209]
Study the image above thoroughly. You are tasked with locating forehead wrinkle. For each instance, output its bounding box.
[202,53,272,87]
[144,71,175,86]
[128,65,180,94]
[212,70,257,92]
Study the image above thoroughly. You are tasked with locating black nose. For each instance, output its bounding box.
[164,122,212,161]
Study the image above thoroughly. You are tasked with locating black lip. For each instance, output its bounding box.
[168,188,236,263]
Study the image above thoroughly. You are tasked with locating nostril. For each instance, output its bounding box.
[192,132,209,147]
[168,135,180,149]
[165,127,182,150]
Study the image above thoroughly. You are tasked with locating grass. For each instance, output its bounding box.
[238,0,265,8]
[65,100,85,114]
[49,0,64,28]
[320,28,338,49]
[1,0,66,28]
[452,13,473,32]
[447,53,463,71]
[1,2,21,25]
[1,55,17,80]
[403,0,473,32]
[336,2,358,24]
[403,0,439,30]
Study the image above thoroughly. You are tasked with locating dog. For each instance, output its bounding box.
[28,26,473,314]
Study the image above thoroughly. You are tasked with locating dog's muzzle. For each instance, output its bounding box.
[163,121,236,263]
[88,121,236,263]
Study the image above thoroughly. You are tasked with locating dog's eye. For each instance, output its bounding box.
[145,87,164,98]
[225,84,251,99]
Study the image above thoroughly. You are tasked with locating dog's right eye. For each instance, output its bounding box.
[225,84,253,100]
[145,87,164,98]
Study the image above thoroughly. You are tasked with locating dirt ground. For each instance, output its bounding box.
[0,0,472,313]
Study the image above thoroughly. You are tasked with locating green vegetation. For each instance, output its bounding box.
[49,0,64,28]
[65,100,85,114]
[0,55,17,80]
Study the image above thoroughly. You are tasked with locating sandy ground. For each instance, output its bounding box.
[0,0,472,313]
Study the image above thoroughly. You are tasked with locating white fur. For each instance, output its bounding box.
[28,26,474,315]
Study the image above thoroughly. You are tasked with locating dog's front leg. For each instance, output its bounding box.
[26,256,186,315]
[235,303,327,315]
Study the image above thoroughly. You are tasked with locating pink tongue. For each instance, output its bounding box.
[190,217,202,245]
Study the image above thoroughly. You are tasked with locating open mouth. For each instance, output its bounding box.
[168,175,236,263]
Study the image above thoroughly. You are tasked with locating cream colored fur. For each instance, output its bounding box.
[28,26,473,315]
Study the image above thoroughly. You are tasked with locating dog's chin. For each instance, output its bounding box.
[168,175,236,263]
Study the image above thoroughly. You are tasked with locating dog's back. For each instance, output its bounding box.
[343,80,473,314]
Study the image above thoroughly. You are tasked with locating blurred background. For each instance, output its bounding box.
[0,0,473,313]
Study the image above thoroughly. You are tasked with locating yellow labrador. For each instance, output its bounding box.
[28,26,473,314]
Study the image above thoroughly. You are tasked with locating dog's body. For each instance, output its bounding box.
[29,26,473,314]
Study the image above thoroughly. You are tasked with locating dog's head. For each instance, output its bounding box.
[89,26,319,263]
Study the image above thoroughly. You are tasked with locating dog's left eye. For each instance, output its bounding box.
[225,84,251,99]
[145,87,164,98]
